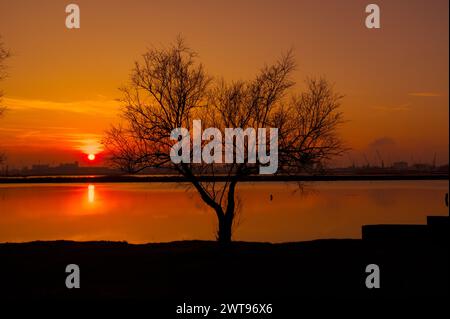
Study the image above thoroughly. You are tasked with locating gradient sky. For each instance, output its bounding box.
[0,0,448,168]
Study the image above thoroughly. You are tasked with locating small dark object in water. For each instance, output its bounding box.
[270,194,273,201]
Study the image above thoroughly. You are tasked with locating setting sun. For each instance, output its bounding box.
[87,154,96,161]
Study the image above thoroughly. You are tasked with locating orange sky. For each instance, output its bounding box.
[0,0,448,168]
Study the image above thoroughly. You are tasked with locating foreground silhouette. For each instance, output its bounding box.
[1,212,448,301]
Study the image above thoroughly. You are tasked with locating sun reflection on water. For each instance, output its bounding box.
[87,184,95,203]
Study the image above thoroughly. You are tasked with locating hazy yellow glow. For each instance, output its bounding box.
[80,140,103,156]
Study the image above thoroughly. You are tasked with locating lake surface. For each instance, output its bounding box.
[0,181,448,243]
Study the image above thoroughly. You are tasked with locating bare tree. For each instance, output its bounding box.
[0,36,9,115]
[104,38,345,243]
[0,36,10,165]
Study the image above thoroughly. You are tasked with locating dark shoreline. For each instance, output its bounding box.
[1,237,448,300]
[0,174,448,184]
[1,210,448,302]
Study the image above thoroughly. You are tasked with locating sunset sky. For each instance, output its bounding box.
[0,0,448,168]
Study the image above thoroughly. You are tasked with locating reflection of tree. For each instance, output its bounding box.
[104,37,346,243]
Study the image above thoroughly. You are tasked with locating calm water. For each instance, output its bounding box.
[0,181,448,243]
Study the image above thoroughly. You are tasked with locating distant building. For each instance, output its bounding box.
[31,164,50,171]
[16,161,119,176]
[392,161,408,170]
[412,163,433,171]
[58,162,79,169]
[437,164,449,173]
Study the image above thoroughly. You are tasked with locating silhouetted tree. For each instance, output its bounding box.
[0,37,10,165]
[104,38,345,243]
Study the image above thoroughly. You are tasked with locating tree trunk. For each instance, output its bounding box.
[217,214,233,244]
[217,179,237,244]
